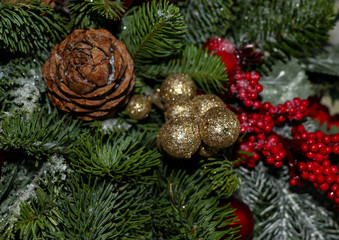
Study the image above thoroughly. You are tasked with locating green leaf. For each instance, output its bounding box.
[304,45,339,76]
[121,0,186,65]
[259,58,314,105]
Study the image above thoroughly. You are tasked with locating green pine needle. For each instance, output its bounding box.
[0,0,67,55]
[69,130,161,183]
[121,0,187,65]
[179,0,234,45]
[141,44,228,94]
[0,110,82,159]
[68,0,125,29]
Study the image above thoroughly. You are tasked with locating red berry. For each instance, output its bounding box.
[333,145,339,154]
[319,183,329,192]
[290,178,298,186]
[326,175,335,184]
[255,84,263,93]
[301,171,309,179]
[316,175,325,184]
[328,191,335,199]
[274,161,283,168]
[308,174,316,182]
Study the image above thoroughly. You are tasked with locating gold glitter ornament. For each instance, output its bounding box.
[157,117,201,159]
[160,73,197,105]
[199,107,240,149]
[165,98,195,120]
[198,143,220,157]
[125,94,151,120]
[191,94,227,117]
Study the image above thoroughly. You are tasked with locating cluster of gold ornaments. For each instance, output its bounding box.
[125,73,240,159]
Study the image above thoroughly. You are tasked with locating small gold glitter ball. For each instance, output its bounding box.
[125,94,151,120]
[157,117,201,159]
[160,73,197,105]
[199,107,240,149]
[191,94,227,117]
[165,98,196,120]
[198,143,220,157]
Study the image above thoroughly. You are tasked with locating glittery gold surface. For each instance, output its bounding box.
[198,143,220,157]
[157,117,201,159]
[191,94,227,117]
[165,98,195,120]
[125,94,151,120]
[160,74,197,105]
[199,107,240,148]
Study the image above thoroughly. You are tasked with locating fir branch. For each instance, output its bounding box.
[167,170,240,239]
[179,0,234,45]
[0,110,83,159]
[69,129,161,183]
[0,0,68,55]
[68,0,125,29]
[237,163,339,240]
[199,156,240,199]
[53,175,151,239]
[230,0,335,68]
[15,186,61,240]
[140,45,228,94]
[121,0,186,65]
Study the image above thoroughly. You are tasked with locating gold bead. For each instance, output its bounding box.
[191,94,227,117]
[160,73,197,105]
[125,94,151,120]
[198,143,220,157]
[199,107,240,148]
[157,117,201,159]
[165,98,195,120]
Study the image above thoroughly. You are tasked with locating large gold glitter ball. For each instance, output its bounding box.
[191,94,227,117]
[165,98,196,120]
[160,73,197,105]
[157,117,201,159]
[125,94,151,120]
[199,107,240,149]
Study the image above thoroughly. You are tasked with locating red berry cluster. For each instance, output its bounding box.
[290,125,339,207]
[228,72,263,109]
[262,98,309,124]
[237,133,286,168]
[237,112,274,134]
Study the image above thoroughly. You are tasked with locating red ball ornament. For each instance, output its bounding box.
[228,198,254,240]
[202,37,241,82]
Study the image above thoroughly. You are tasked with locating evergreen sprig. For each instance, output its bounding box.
[168,170,240,239]
[15,186,61,240]
[69,129,161,183]
[230,0,335,68]
[237,163,339,240]
[53,176,151,239]
[0,0,67,55]
[199,156,240,199]
[179,0,234,45]
[0,110,82,159]
[141,45,228,94]
[121,0,186,65]
[68,0,125,29]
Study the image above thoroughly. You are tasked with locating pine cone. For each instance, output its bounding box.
[42,29,135,121]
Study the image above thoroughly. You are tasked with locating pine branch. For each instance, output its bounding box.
[140,45,228,94]
[199,155,240,199]
[69,129,161,183]
[179,0,234,45]
[0,0,68,55]
[68,0,125,29]
[121,0,186,65]
[237,163,339,240]
[15,186,61,240]
[53,175,151,239]
[166,170,240,239]
[230,0,335,68]
[0,110,83,159]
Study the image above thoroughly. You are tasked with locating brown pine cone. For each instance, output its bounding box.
[42,29,135,121]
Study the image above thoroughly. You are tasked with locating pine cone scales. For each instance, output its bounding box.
[42,29,135,121]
